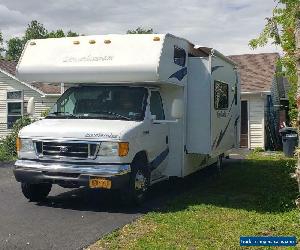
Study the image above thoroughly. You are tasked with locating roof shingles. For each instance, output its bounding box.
[0,59,17,76]
[228,53,279,93]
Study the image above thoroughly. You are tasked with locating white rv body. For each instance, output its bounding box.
[14,34,240,201]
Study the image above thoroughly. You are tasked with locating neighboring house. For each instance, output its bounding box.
[0,60,61,138]
[228,53,288,150]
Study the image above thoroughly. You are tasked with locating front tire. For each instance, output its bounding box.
[121,160,150,206]
[21,183,52,202]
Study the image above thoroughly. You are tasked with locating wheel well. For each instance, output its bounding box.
[132,151,148,166]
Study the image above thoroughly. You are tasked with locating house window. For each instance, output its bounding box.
[7,90,23,129]
[214,81,228,110]
[174,46,186,67]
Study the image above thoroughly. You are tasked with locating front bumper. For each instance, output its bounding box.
[14,159,131,189]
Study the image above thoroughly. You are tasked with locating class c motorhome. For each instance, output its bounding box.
[14,34,240,204]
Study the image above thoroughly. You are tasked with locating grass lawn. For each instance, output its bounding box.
[89,152,299,249]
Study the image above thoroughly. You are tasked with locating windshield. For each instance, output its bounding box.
[47,86,148,121]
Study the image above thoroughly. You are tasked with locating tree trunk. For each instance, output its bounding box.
[296,18,300,207]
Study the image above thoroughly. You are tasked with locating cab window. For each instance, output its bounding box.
[150,91,165,120]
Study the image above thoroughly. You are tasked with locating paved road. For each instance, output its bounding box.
[0,160,234,250]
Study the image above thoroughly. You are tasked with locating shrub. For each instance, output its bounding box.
[40,108,51,117]
[0,116,33,161]
[253,147,264,153]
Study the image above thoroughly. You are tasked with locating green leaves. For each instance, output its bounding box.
[0,116,32,161]
[249,0,300,124]
[24,20,48,41]
[0,32,5,57]
[6,37,24,61]
[4,20,79,62]
[127,27,154,34]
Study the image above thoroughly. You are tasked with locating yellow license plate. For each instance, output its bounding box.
[89,178,112,189]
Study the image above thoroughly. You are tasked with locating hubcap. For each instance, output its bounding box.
[134,170,147,192]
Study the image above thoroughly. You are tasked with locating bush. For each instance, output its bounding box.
[0,116,33,161]
[40,108,50,117]
[253,147,264,153]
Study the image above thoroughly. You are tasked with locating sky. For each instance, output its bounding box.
[0,0,282,56]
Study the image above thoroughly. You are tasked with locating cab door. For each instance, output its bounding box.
[148,91,169,180]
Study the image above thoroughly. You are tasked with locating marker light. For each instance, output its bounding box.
[89,40,96,44]
[153,36,160,41]
[118,142,129,157]
[73,41,80,45]
[104,39,111,44]
[16,137,20,152]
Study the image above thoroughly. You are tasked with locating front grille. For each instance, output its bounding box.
[35,141,98,159]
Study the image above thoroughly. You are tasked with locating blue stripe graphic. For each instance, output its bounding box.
[168,67,187,81]
[150,148,169,170]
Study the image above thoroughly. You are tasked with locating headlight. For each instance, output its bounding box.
[17,138,34,153]
[98,142,129,157]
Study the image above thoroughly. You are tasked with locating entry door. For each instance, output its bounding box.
[240,100,248,147]
[149,91,169,180]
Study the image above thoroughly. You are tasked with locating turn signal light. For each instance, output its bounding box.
[16,137,20,152]
[119,142,129,157]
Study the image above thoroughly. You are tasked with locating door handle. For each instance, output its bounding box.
[166,136,168,144]
[143,130,149,135]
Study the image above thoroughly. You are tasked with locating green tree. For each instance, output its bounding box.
[66,30,79,37]
[24,20,48,41]
[48,29,65,38]
[0,31,5,58]
[127,27,154,34]
[250,0,300,205]
[5,20,79,61]
[6,37,24,61]
[249,0,300,124]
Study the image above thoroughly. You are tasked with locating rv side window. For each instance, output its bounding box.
[150,91,165,120]
[214,81,228,110]
[174,46,186,67]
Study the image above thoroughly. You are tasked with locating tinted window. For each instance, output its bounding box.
[174,46,186,67]
[8,102,22,115]
[214,81,228,110]
[150,91,165,120]
[49,86,148,121]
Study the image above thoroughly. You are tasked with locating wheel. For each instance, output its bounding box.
[21,183,52,202]
[121,160,150,206]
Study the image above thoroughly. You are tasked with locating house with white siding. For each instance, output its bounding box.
[228,53,288,150]
[0,60,61,138]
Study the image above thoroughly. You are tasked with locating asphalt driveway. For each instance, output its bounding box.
[0,163,153,250]
[0,159,234,250]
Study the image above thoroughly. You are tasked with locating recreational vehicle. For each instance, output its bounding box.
[14,34,240,204]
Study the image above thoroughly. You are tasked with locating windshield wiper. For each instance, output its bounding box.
[46,111,77,118]
[89,111,131,120]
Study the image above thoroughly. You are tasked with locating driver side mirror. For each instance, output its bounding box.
[27,97,35,116]
[171,99,183,119]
